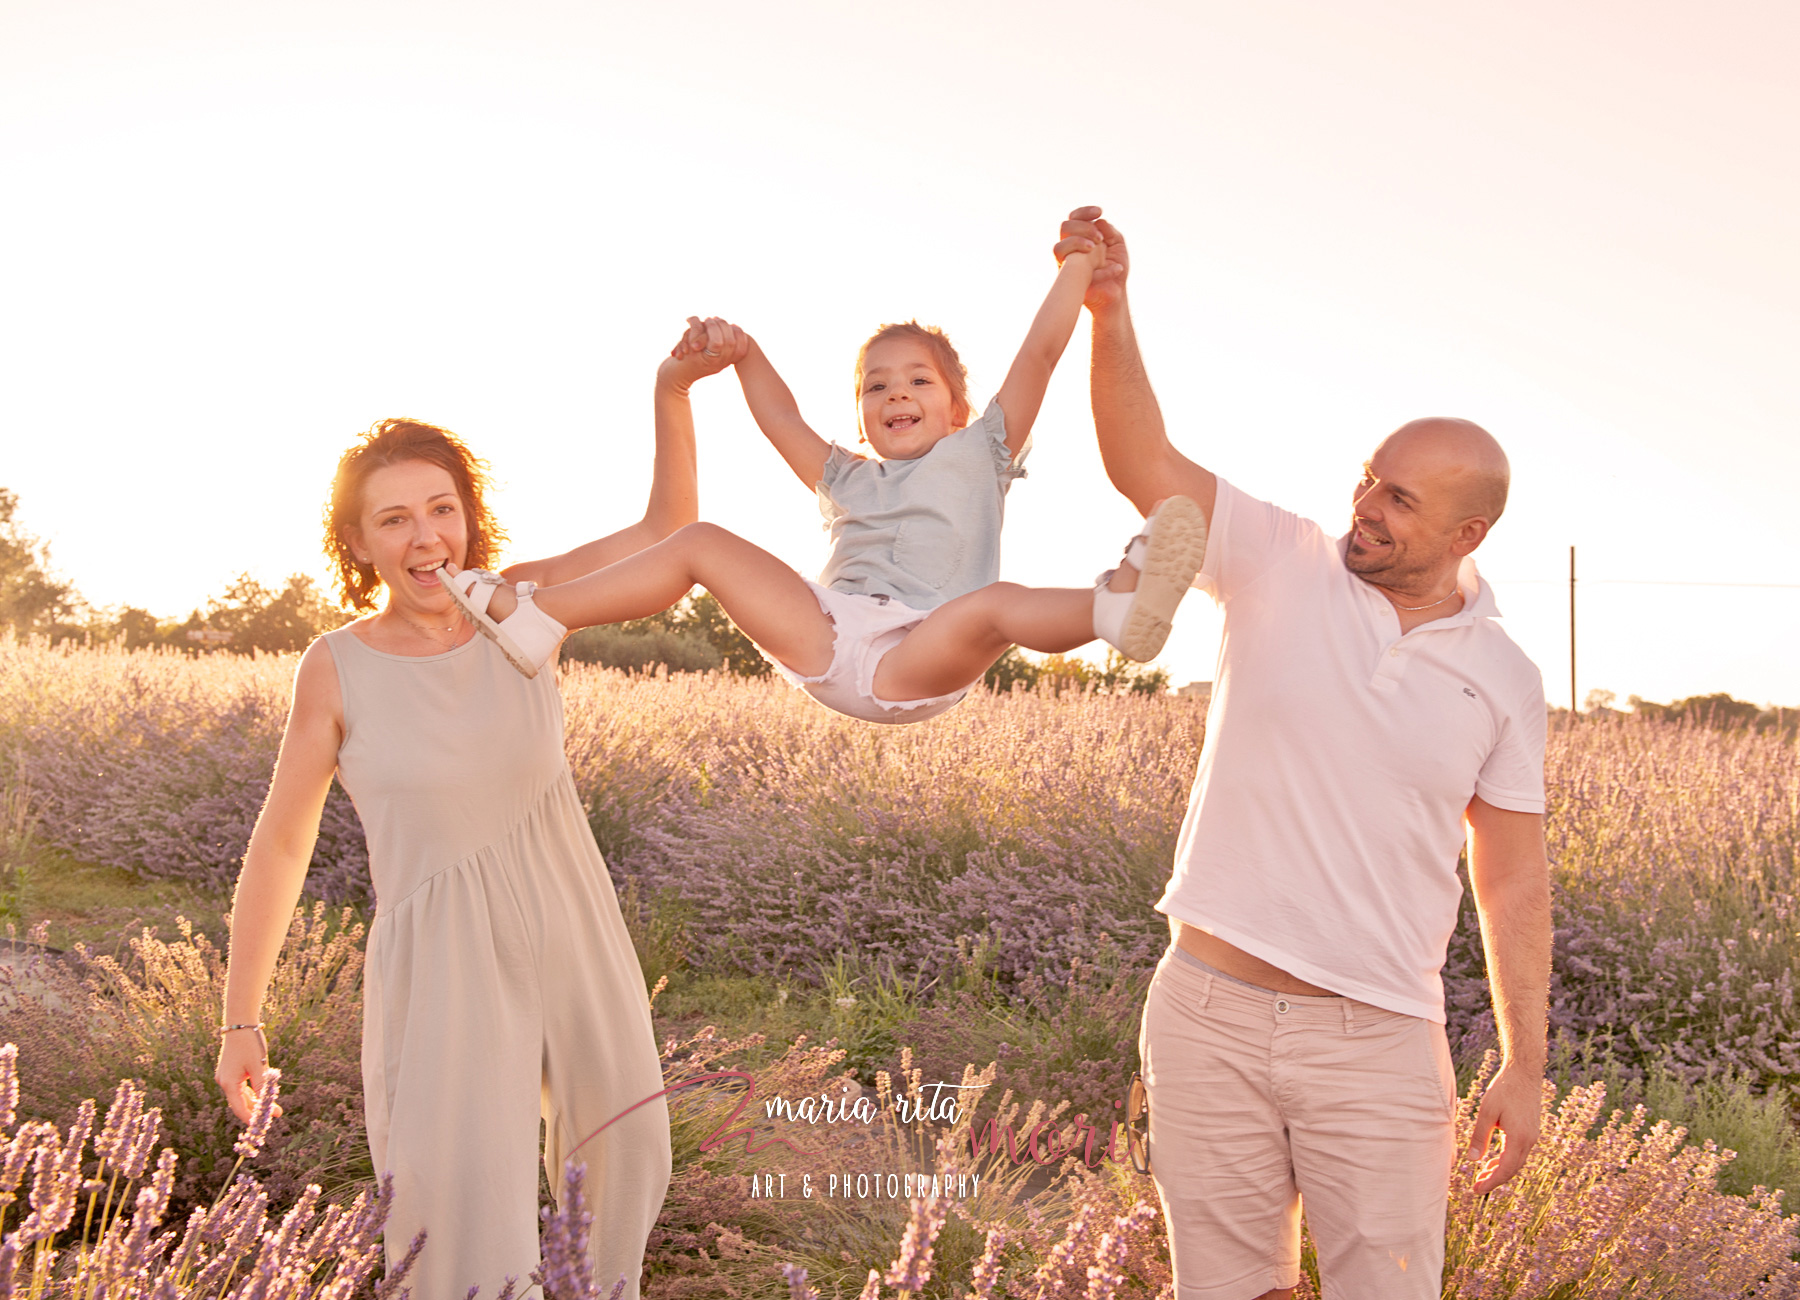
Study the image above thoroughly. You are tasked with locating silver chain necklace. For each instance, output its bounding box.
[1391,587,1461,612]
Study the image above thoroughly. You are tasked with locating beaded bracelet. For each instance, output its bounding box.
[220,1022,265,1035]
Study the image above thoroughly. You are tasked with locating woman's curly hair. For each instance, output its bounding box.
[854,321,972,430]
[323,418,507,612]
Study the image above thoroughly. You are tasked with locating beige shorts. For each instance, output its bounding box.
[763,582,970,725]
[1138,946,1457,1300]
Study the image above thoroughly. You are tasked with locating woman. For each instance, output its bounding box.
[215,320,748,1295]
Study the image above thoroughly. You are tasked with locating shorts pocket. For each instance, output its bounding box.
[1415,1019,1457,1123]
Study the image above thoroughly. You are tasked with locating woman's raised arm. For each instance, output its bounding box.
[215,639,343,1123]
[505,319,747,587]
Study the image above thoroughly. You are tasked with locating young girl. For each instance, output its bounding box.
[442,235,1206,723]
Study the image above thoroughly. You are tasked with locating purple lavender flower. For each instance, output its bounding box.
[533,1158,596,1300]
[966,1225,1007,1300]
[233,1065,282,1160]
[884,1193,950,1295]
[17,1096,92,1243]
[781,1261,821,1300]
[118,1104,164,1181]
[1085,1222,1130,1300]
[1,1118,52,1207]
[0,1042,16,1130]
[93,1076,145,1171]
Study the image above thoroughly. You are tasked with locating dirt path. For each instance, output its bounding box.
[0,936,75,1012]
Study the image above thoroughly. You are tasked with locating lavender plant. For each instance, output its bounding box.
[0,906,368,1220]
[0,642,367,902]
[604,672,1197,990]
[0,1043,412,1296]
[14,640,1793,1102]
[1438,1056,1800,1299]
[5,643,1800,1296]
[1443,715,1800,1092]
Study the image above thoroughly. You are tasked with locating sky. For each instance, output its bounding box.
[3,0,1797,707]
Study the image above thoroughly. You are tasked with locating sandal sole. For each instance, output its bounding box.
[1116,495,1208,661]
[439,572,542,679]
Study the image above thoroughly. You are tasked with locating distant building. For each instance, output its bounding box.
[1177,681,1212,707]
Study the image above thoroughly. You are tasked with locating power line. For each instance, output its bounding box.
[1492,579,1800,589]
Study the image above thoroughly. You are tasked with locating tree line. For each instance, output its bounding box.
[2,487,341,654]
[1580,687,1798,736]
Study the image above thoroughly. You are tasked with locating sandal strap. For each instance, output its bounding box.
[448,568,503,618]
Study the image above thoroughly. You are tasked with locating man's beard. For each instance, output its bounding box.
[1345,530,1446,588]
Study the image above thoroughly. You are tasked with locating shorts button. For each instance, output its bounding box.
[1275,999,1291,1014]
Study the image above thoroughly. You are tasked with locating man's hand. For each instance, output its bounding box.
[1055,205,1129,312]
[661,315,751,392]
[1468,1059,1543,1193]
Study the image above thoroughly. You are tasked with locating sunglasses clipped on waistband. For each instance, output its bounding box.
[1126,1072,1152,1176]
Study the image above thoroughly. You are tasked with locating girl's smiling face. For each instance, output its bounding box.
[348,459,470,615]
[858,336,970,460]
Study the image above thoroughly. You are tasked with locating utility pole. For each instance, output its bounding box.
[1569,545,1577,720]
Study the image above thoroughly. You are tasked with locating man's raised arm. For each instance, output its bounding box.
[1058,206,1217,521]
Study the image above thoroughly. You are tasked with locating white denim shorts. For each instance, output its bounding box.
[762,582,970,725]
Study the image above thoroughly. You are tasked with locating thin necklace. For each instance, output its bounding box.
[1391,587,1461,612]
[395,611,465,647]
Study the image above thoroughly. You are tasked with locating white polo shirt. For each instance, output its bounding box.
[1158,478,1547,1022]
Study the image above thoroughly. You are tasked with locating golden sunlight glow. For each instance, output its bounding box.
[2,1,1796,702]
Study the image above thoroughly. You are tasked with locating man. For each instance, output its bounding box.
[1056,207,1551,1300]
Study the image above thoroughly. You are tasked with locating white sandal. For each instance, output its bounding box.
[440,568,567,679]
[1092,495,1208,662]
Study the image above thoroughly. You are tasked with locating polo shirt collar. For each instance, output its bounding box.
[1458,556,1500,619]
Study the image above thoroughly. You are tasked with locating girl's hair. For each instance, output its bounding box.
[854,321,972,428]
[323,418,507,612]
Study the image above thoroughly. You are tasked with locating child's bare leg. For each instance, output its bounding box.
[479,522,835,677]
[870,585,1072,701]
[873,563,1148,701]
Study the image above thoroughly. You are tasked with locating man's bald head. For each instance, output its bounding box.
[1376,418,1510,526]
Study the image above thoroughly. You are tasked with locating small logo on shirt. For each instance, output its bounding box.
[1462,687,1478,699]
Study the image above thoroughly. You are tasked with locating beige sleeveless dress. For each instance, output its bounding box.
[324,627,670,1297]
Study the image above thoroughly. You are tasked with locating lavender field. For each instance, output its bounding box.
[2,639,1798,1296]
[5,639,1797,1090]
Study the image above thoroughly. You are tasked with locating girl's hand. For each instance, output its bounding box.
[1067,234,1106,273]
[1056,206,1130,312]
[215,1026,283,1125]
[662,316,751,389]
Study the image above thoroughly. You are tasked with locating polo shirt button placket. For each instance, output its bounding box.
[1371,642,1406,690]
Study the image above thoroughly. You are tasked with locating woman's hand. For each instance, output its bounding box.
[661,316,752,392]
[215,1026,283,1125]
